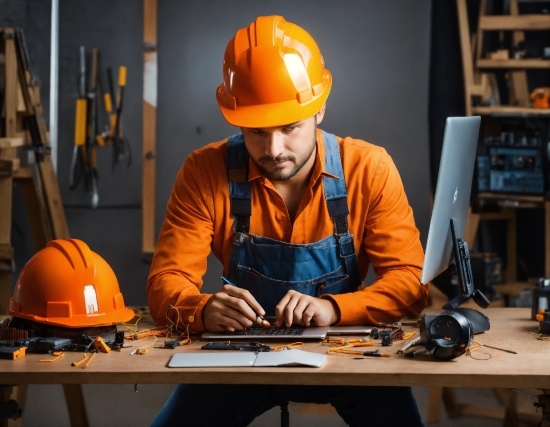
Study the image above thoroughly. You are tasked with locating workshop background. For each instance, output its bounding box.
[2,0,547,426]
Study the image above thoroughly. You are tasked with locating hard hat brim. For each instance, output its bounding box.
[218,84,331,129]
[8,300,136,328]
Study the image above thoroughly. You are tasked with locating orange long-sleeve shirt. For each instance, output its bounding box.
[148,129,429,332]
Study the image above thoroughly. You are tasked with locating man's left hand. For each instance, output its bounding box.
[274,290,338,327]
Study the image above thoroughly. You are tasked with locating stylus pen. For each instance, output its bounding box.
[220,276,270,327]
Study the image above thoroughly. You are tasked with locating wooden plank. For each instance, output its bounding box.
[477,192,545,204]
[477,59,550,69]
[479,15,550,31]
[0,137,23,148]
[0,158,20,176]
[37,157,70,239]
[509,0,529,108]
[456,0,474,116]
[472,106,550,116]
[142,0,157,257]
[0,28,18,313]
[459,404,505,419]
[12,166,32,179]
[475,0,487,64]
[427,386,443,423]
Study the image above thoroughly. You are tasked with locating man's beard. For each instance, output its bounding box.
[255,125,317,181]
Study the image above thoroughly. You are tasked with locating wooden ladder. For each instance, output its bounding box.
[1,26,72,427]
[0,27,69,310]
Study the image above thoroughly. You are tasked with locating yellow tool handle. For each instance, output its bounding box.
[72,353,88,367]
[104,93,112,113]
[118,66,127,87]
[109,114,117,138]
[82,352,96,369]
[74,98,87,146]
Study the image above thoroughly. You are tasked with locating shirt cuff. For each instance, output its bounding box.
[320,293,365,325]
[172,294,212,334]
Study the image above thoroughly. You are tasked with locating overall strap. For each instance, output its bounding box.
[321,131,350,235]
[227,134,251,233]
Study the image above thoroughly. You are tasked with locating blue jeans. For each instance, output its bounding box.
[150,384,424,427]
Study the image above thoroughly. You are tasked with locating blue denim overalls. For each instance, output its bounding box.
[151,132,425,427]
[226,131,361,315]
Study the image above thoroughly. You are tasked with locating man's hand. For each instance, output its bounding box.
[203,284,266,332]
[275,290,338,327]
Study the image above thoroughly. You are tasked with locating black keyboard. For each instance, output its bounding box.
[230,326,306,336]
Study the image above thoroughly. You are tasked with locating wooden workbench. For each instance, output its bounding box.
[0,308,546,390]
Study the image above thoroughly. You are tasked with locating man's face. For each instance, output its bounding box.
[242,110,325,182]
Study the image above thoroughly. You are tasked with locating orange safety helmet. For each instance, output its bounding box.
[216,15,332,128]
[530,87,550,109]
[8,239,135,328]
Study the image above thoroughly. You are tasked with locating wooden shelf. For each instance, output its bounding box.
[477,193,545,202]
[471,105,550,116]
[477,58,550,69]
[479,14,550,31]
[495,280,537,298]
[477,192,546,209]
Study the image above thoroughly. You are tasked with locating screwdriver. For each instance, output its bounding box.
[221,276,270,327]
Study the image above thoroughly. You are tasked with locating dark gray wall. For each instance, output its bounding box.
[5,0,431,307]
[157,0,432,290]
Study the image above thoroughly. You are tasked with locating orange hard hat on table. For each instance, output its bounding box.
[8,238,135,328]
[216,15,332,128]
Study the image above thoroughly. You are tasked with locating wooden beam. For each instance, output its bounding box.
[142,0,157,258]
[0,158,20,177]
[479,14,550,31]
[456,0,474,116]
[62,384,90,427]
[0,28,18,312]
[477,58,550,69]
[0,137,23,148]
[508,0,529,108]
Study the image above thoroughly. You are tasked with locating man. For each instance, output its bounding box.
[148,15,428,427]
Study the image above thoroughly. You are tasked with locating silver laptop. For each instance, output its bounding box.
[201,324,330,340]
[201,324,372,340]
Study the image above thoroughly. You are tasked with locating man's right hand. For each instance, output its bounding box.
[203,284,266,332]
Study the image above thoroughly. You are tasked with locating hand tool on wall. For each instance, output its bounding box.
[69,46,87,190]
[112,65,132,167]
[86,48,100,208]
[101,66,117,145]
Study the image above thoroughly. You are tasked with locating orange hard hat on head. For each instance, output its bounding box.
[216,15,332,128]
[8,239,135,328]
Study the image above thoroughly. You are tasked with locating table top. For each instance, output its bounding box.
[0,308,548,389]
